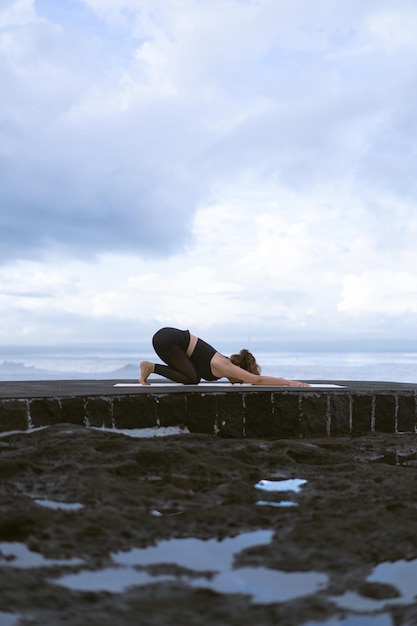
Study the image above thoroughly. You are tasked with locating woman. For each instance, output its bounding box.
[139,327,309,387]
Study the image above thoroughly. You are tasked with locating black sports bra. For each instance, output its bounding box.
[189,337,221,381]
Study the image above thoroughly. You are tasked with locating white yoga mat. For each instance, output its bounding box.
[114,383,346,388]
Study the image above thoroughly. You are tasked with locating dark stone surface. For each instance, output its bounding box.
[3,428,417,625]
[1,379,417,400]
[374,394,396,433]
[0,399,28,432]
[85,397,113,428]
[156,393,187,427]
[300,393,328,437]
[60,398,86,426]
[329,394,351,436]
[397,393,416,433]
[186,393,217,434]
[272,392,301,438]
[30,398,62,427]
[216,393,245,438]
[351,394,373,435]
[244,392,274,437]
[113,396,157,429]
[0,380,417,438]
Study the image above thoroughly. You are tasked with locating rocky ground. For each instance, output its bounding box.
[1,424,417,625]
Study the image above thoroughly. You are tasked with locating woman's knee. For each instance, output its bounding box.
[184,374,201,385]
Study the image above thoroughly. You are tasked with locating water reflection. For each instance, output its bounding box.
[0,542,83,568]
[372,451,417,467]
[254,478,306,508]
[189,567,327,604]
[53,529,328,603]
[255,479,307,492]
[256,500,297,508]
[0,612,20,626]
[54,567,173,594]
[113,529,273,572]
[34,499,84,511]
[306,615,392,626]
[368,558,417,604]
[332,556,417,613]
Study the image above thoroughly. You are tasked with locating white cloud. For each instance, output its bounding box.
[366,6,417,52]
[339,271,417,316]
[2,179,415,343]
[1,0,417,344]
[0,0,35,27]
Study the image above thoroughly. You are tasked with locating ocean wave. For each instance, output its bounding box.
[0,359,139,381]
[1,349,416,383]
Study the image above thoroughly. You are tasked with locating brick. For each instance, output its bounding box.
[244,392,274,437]
[351,394,373,435]
[374,394,396,433]
[186,393,217,434]
[0,400,29,432]
[217,393,244,438]
[156,394,187,427]
[300,394,328,437]
[113,396,157,429]
[85,398,113,428]
[329,394,351,436]
[60,398,86,426]
[272,393,301,438]
[30,398,62,427]
[397,393,416,433]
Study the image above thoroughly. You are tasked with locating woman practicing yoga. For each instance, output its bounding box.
[139,327,309,387]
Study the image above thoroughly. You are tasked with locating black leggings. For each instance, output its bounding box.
[152,328,201,384]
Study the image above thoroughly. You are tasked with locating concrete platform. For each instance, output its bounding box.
[0,379,417,438]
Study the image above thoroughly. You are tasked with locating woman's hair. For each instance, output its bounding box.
[229,349,261,375]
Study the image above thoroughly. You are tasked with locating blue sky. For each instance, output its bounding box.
[1,0,417,347]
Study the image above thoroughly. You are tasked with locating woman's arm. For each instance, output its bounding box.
[210,354,310,387]
[255,375,310,387]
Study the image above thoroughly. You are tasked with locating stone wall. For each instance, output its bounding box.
[1,387,416,437]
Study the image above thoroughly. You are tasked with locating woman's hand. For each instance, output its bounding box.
[286,380,310,387]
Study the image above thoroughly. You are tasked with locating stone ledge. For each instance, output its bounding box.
[0,380,416,437]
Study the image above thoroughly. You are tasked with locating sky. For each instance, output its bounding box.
[1,0,417,349]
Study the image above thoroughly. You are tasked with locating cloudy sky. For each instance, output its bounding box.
[1,0,417,348]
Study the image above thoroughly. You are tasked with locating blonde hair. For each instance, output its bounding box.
[229,349,261,375]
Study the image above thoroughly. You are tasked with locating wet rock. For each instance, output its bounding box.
[0,427,417,624]
[358,581,401,600]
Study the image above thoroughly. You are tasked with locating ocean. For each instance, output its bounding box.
[0,344,416,384]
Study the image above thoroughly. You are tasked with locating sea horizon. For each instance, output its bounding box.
[0,343,416,384]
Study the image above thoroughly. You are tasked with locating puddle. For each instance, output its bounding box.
[188,567,326,604]
[0,542,83,569]
[34,499,84,512]
[53,529,328,603]
[330,590,394,613]
[367,558,417,604]
[53,567,173,593]
[256,500,297,508]
[113,530,273,572]
[332,556,417,613]
[255,479,307,493]
[150,508,183,517]
[372,451,417,467]
[306,615,392,626]
[91,426,189,438]
[255,478,306,507]
[0,613,21,626]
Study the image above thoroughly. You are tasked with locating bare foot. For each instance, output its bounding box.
[139,361,154,385]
